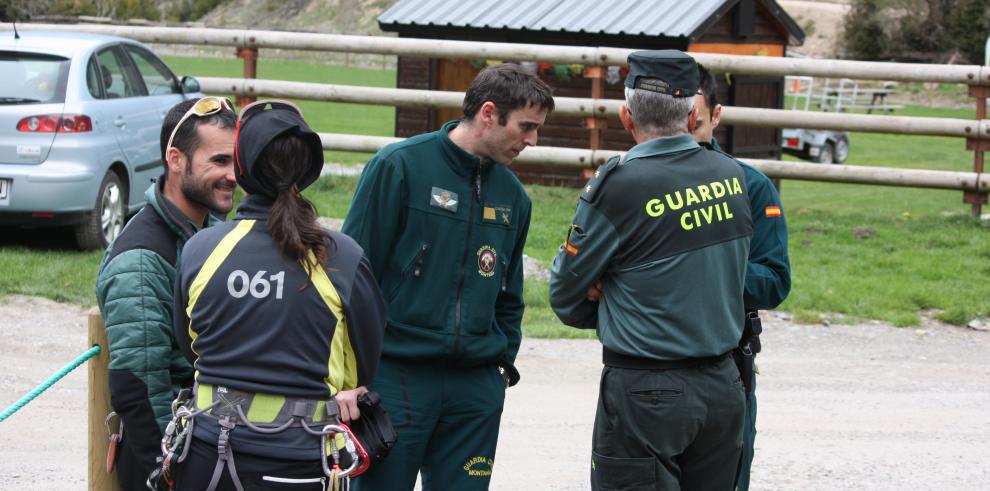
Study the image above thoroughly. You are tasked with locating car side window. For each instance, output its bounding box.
[85,56,104,99]
[96,47,138,99]
[123,45,179,96]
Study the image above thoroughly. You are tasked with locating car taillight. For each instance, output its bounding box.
[17,114,93,133]
[784,137,800,148]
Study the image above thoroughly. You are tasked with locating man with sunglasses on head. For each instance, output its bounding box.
[95,97,236,490]
[343,64,554,491]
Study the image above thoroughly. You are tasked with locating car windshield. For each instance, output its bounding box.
[0,51,71,105]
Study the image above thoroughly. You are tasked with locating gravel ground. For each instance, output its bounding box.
[1,295,988,490]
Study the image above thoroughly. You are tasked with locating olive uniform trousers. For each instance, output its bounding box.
[735,371,758,491]
[591,357,745,491]
[351,356,506,491]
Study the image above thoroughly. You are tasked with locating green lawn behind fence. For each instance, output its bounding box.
[1,55,987,333]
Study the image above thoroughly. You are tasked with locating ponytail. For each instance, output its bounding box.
[254,135,333,281]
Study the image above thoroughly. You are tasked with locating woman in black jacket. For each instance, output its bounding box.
[170,100,386,490]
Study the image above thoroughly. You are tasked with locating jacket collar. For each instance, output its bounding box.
[234,194,275,220]
[698,136,723,152]
[624,134,699,163]
[145,176,220,242]
[438,120,496,178]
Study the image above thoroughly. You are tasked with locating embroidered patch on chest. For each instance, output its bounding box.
[477,245,497,277]
[430,187,459,213]
[483,205,511,224]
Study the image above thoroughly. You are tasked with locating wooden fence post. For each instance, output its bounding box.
[582,65,607,180]
[236,47,259,107]
[965,85,989,217]
[88,308,121,491]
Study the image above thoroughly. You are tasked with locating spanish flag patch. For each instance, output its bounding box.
[765,206,782,217]
[564,241,580,256]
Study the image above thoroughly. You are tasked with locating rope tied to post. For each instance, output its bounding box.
[0,345,102,423]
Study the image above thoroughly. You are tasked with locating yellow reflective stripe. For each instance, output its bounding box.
[185,220,255,365]
[314,401,325,422]
[196,383,213,411]
[307,251,357,395]
[246,393,286,423]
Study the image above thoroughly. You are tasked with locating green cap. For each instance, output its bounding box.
[624,50,699,98]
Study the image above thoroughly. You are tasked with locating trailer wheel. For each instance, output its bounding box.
[815,142,835,164]
[833,136,850,164]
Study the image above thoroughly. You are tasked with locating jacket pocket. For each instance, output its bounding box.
[591,452,657,491]
[386,242,430,300]
[630,387,683,399]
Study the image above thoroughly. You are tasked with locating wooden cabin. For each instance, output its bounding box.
[379,0,805,185]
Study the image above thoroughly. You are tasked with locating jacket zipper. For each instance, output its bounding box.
[500,258,507,293]
[412,243,429,277]
[453,159,483,355]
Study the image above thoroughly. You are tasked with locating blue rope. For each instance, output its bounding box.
[0,345,102,423]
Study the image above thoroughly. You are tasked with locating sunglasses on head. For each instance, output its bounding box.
[166,96,234,153]
[234,99,305,175]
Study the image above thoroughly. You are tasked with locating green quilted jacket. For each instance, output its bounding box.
[95,179,219,469]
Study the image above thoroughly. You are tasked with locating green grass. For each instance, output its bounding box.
[2,55,988,330]
[305,173,359,217]
[0,232,104,305]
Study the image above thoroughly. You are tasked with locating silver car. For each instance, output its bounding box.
[0,31,202,249]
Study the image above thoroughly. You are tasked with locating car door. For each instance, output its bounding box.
[93,44,161,205]
[120,44,185,195]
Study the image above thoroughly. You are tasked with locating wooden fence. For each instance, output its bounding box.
[13,22,990,215]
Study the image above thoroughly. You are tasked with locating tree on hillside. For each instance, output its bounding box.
[49,0,158,19]
[0,0,228,22]
[1,0,55,21]
[842,0,990,64]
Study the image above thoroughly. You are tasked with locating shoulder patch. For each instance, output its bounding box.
[580,155,622,203]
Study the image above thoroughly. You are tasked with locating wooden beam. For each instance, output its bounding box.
[198,77,990,139]
[16,23,990,85]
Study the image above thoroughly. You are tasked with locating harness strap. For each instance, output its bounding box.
[206,416,245,491]
[198,383,338,425]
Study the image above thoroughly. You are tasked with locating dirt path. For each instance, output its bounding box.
[1,295,988,490]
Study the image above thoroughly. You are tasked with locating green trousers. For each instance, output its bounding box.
[591,357,745,491]
[351,357,506,491]
[735,371,758,491]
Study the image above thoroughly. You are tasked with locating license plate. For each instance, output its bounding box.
[0,179,8,200]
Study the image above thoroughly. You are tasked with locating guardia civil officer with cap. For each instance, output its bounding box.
[170,100,386,489]
[693,63,791,491]
[549,50,753,491]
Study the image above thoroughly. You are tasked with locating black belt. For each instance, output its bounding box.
[603,347,732,370]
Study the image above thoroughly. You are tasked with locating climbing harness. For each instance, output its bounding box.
[146,388,217,490]
[147,385,366,491]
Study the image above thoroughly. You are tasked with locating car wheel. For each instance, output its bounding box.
[74,171,126,250]
[814,142,835,164]
[833,137,850,164]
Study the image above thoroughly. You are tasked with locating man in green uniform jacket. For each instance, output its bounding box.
[343,64,554,491]
[693,64,792,491]
[550,50,753,491]
[95,98,236,490]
